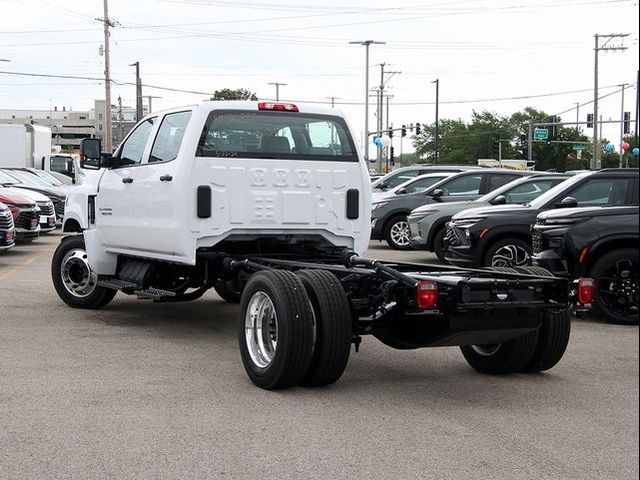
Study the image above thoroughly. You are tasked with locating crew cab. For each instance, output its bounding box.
[52,101,574,390]
[532,206,639,325]
[445,169,639,268]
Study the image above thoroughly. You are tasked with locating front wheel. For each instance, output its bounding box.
[484,238,532,268]
[590,249,639,325]
[432,227,447,262]
[385,215,412,250]
[51,236,116,309]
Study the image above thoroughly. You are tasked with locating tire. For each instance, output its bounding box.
[460,330,539,374]
[487,266,519,274]
[384,215,412,250]
[484,237,532,268]
[589,248,639,325]
[523,309,571,372]
[238,270,315,390]
[432,227,447,262]
[297,270,352,387]
[51,235,116,309]
[514,265,555,277]
[213,278,241,303]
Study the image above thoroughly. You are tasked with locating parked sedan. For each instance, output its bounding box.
[372,172,455,203]
[371,169,532,249]
[408,174,569,260]
[445,168,639,268]
[0,201,16,252]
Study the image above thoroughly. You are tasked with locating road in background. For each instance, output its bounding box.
[1,233,638,479]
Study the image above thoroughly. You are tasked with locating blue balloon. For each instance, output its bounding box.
[373,137,383,148]
[633,147,640,157]
[604,143,614,153]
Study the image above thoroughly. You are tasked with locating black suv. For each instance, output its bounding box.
[445,169,639,268]
[371,169,532,249]
[532,206,639,325]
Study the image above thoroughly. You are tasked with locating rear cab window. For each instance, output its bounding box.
[196,110,358,162]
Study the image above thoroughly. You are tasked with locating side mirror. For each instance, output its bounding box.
[396,187,408,195]
[430,188,444,198]
[80,138,102,170]
[558,196,578,208]
[490,195,507,205]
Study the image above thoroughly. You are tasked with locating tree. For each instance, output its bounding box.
[210,88,258,101]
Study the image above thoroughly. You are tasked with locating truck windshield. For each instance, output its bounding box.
[197,110,358,162]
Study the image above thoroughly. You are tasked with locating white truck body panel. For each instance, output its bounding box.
[0,124,30,168]
[65,102,371,275]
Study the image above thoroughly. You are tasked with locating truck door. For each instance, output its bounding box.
[95,117,157,250]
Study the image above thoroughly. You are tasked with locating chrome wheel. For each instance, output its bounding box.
[491,245,530,267]
[389,220,411,248]
[60,248,97,298]
[471,344,502,356]
[245,291,278,368]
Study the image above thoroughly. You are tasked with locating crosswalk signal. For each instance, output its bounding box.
[587,113,594,129]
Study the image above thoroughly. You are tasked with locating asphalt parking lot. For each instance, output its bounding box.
[0,232,638,479]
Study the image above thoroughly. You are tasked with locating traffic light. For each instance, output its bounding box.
[548,115,558,140]
[401,125,407,137]
[415,123,421,135]
[493,140,500,159]
[388,129,393,138]
[390,146,395,161]
[624,112,631,134]
[587,113,594,129]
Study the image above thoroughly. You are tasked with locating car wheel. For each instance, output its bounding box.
[297,270,352,387]
[432,227,447,262]
[239,270,315,390]
[522,309,571,372]
[460,330,539,374]
[384,215,412,250]
[589,249,639,325]
[484,238,532,268]
[51,235,116,309]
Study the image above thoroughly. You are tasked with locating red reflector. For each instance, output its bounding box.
[578,277,596,305]
[416,280,438,310]
[258,102,299,112]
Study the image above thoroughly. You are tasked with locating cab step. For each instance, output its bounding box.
[134,287,177,300]
[98,278,139,293]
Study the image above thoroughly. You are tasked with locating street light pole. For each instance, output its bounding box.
[619,84,626,168]
[268,82,287,101]
[101,0,113,153]
[432,79,439,163]
[350,40,385,169]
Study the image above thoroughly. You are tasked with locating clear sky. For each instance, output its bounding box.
[1,0,638,155]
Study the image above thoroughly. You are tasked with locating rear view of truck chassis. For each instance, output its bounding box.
[52,236,573,390]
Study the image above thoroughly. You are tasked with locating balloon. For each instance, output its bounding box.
[632,147,640,157]
[604,143,614,153]
[622,142,630,151]
[381,134,391,147]
[565,154,574,163]
[373,137,383,148]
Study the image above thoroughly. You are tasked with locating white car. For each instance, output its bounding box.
[371,172,456,203]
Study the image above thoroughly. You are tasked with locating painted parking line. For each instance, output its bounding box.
[0,246,56,283]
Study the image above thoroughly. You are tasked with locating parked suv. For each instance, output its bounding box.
[371,169,532,249]
[0,202,16,251]
[445,169,640,268]
[371,165,479,193]
[408,174,569,260]
[0,189,40,242]
[532,206,639,325]
[372,172,455,203]
[0,168,67,223]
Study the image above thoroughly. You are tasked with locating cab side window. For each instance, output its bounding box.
[569,178,632,207]
[441,174,483,196]
[149,111,192,163]
[487,174,520,191]
[118,118,156,166]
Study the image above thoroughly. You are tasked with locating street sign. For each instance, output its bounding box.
[572,144,587,151]
[534,128,549,141]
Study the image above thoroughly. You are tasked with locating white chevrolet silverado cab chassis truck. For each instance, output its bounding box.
[52,101,576,390]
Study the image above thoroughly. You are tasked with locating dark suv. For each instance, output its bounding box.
[532,206,639,325]
[445,169,640,268]
[371,169,532,249]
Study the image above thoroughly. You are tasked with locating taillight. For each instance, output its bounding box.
[578,277,596,305]
[258,102,299,112]
[416,280,438,310]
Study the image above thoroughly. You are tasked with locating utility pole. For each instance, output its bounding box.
[267,82,287,101]
[130,62,143,121]
[619,84,626,168]
[349,40,385,168]
[101,0,113,153]
[432,79,440,163]
[575,102,580,132]
[593,33,629,169]
[635,69,639,156]
[145,95,162,114]
[117,95,123,145]
[376,63,386,169]
[326,97,340,108]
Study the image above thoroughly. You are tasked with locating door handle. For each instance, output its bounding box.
[159,174,173,182]
[122,177,133,184]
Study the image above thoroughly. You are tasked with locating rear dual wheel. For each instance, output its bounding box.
[239,269,352,390]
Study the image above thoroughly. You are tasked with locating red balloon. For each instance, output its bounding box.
[622,142,631,151]
[565,154,574,163]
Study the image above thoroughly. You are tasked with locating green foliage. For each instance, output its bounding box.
[413,106,595,171]
[210,88,258,101]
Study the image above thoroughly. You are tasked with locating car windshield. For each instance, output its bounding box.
[32,169,64,186]
[3,170,51,187]
[528,173,588,208]
[0,170,21,186]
